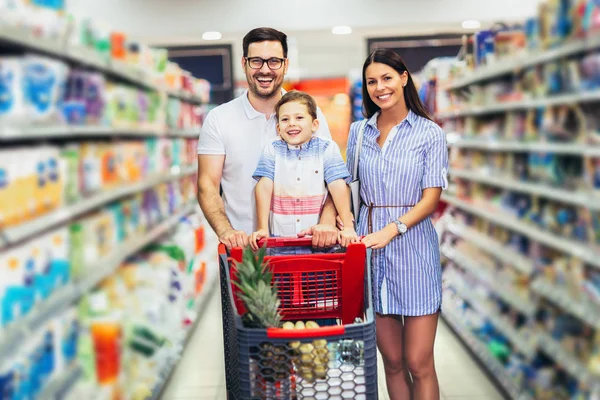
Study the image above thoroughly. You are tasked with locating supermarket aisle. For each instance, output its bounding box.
[161,288,505,400]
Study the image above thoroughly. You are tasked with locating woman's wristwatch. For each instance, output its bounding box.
[393,220,408,236]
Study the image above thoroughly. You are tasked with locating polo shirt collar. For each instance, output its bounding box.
[241,88,288,120]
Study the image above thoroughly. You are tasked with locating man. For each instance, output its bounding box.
[197,27,338,249]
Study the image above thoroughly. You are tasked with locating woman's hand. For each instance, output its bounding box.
[250,229,269,251]
[361,223,398,249]
[338,227,360,248]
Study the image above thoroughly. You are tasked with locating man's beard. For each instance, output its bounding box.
[248,74,281,99]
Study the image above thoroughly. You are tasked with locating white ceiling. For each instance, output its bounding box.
[67,0,542,44]
[65,0,542,80]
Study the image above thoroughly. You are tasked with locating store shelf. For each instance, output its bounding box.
[0,125,201,140]
[437,89,600,119]
[446,35,600,90]
[442,245,537,316]
[169,128,200,138]
[442,194,600,270]
[531,278,600,330]
[446,221,535,276]
[149,272,217,400]
[537,332,600,391]
[0,165,197,249]
[450,138,600,157]
[76,202,197,295]
[0,202,197,362]
[450,169,597,210]
[0,125,164,139]
[441,307,533,400]
[38,364,84,400]
[448,278,537,358]
[0,26,204,104]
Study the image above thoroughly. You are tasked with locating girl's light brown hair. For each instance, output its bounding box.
[275,90,318,120]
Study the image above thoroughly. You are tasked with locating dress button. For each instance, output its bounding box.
[296,198,300,202]
[297,177,300,181]
[298,156,301,160]
[296,218,300,223]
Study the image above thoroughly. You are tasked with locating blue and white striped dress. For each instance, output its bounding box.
[346,110,449,316]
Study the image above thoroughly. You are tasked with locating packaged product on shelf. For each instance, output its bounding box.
[78,210,114,268]
[118,140,143,182]
[50,306,79,377]
[10,331,49,398]
[166,97,181,129]
[23,55,69,124]
[11,147,36,225]
[60,144,80,205]
[157,137,174,170]
[0,364,14,399]
[38,145,64,214]
[121,194,143,239]
[100,143,119,189]
[30,227,70,302]
[0,244,33,330]
[164,62,183,92]
[80,142,103,195]
[62,70,107,126]
[68,221,84,279]
[195,78,211,104]
[61,70,88,126]
[0,57,26,126]
[585,156,600,194]
[0,149,14,227]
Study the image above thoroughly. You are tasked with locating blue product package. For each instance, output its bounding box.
[0,369,14,399]
[525,18,540,50]
[31,0,65,10]
[475,30,494,66]
[23,55,69,123]
[0,57,25,124]
[62,70,87,125]
[62,318,79,363]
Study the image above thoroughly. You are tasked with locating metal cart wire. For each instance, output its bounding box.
[218,237,378,400]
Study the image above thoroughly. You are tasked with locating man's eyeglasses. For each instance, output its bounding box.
[245,57,286,70]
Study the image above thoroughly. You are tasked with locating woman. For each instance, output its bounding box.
[345,49,448,399]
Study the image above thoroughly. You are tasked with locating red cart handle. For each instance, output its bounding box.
[267,325,345,339]
[256,237,315,248]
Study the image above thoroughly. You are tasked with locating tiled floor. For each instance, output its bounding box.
[161,288,505,400]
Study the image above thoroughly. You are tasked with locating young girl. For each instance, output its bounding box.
[345,49,449,400]
[250,91,358,249]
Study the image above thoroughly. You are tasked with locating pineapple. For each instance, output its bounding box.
[234,246,292,391]
[233,245,282,328]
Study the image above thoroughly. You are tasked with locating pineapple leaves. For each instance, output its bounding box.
[232,245,282,328]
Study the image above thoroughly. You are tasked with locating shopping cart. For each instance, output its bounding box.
[218,237,378,400]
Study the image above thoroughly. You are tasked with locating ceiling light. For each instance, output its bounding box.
[462,20,481,30]
[332,26,352,35]
[202,31,222,40]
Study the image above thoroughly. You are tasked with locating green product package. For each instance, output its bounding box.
[61,146,80,204]
[69,222,85,279]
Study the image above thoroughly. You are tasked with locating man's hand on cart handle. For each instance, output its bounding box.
[219,228,249,250]
[297,223,338,248]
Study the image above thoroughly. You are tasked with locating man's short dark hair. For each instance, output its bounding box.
[243,27,288,58]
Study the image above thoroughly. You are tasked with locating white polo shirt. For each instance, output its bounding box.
[197,89,331,234]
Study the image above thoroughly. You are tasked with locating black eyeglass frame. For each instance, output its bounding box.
[244,56,287,70]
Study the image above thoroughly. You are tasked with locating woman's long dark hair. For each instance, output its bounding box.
[362,49,432,121]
